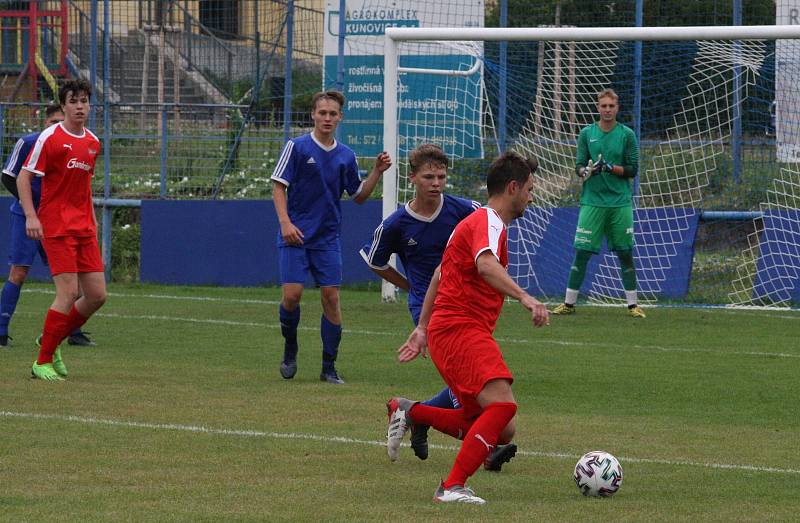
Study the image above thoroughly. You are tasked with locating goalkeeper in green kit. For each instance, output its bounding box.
[552,88,646,318]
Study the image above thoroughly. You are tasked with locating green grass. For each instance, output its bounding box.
[1,283,799,521]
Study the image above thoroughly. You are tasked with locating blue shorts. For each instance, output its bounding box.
[8,212,47,267]
[279,245,342,287]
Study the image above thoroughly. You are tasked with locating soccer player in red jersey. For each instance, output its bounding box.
[386,151,549,504]
[17,79,107,380]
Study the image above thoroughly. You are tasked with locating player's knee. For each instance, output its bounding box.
[282,290,303,310]
[320,288,340,312]
[90,288,107,308]
[8,266,29,286]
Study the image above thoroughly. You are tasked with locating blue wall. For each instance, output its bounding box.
[140,201,701,299]
[140,199,382,286]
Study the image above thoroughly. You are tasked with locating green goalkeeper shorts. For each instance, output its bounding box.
[573,204,634,253]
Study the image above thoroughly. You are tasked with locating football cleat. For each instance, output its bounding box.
[319,369,345,385]
[280,360,297,379]
[386,397,414,461]
[433,482,486,505]
[484,443,518,472]
[31,362,64,381]
[410,423,430,460]
[628,305,646,318]
[0,335,10,347]
[68,331,96,346]
[552,303,576,315]
[52,347,68,377]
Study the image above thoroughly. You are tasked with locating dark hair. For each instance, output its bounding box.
[486,151,538,197]
[44,103,63,118]
[409,144,448,173]
[311,90,345,111]
[58,79,92,106]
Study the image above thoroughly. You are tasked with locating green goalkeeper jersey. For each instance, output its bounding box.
[575,122,639,207]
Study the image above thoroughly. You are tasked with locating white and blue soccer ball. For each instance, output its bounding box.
[573,451,623,497]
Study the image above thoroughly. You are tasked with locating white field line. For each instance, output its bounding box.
[36,311,792,360]
[22,287,282,305]
[2,410,798,475]
[15,308,800,359]
[21,288,800,317]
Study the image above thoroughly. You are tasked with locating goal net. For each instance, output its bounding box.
[383,25,800,308]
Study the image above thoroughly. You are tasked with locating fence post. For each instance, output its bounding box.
[498,0,507,153]
[102,0,112,282]
[0,105,5,159]
[732,0,743,183]
[160,105,168,198]
[633,0,643,197]
[90,0,98,128]
[283,0,293,143]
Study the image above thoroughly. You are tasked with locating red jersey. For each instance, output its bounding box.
[23,122,100,238]
[429,207,508,333]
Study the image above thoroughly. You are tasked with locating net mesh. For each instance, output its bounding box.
[392,35,800,307]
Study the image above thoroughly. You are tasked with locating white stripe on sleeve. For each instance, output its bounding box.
[2,138,25,177]
[23,125,57,176]
[270,141,294,186]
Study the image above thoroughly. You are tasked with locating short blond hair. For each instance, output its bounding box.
[597,88,619,102]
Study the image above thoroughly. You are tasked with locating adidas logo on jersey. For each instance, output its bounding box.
[407,238,418,246]
[306,157,316,164]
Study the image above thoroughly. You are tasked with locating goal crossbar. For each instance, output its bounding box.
[385,25,800,42]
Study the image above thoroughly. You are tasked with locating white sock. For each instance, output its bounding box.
[565,288,579,306]
[625,290,637,307]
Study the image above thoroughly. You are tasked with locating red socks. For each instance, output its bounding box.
[443,402,517,489]
[36,305,88,365]
[64,304,88,336]
[36,308,70,364]
[409,403,473,440]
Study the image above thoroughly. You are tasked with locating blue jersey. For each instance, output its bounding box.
[360,194,480,322]
[271,133,362,249]
[2,132,43,216]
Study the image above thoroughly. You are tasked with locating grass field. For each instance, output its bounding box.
[1,283,800,522]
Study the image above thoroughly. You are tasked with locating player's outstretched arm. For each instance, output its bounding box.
[353,151,392,204]
[17,169,42,240]
[272,181,304,245]
[369,265,410,291]
[397,264,440,362]
[476,251,549,327]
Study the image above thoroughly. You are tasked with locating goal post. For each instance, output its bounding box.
[381,24,800,307]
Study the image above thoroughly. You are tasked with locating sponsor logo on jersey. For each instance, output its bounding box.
[306,157,316,164]
[63,143,73,150]
[407,238,417,246]
[67,158,92,172]
[576,227,592,234]
[626,227,634,234]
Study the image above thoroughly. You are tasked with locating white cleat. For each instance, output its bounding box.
[386,397,413,461]
[433,482,486,505]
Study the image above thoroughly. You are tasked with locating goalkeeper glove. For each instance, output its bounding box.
[597,158,616,174]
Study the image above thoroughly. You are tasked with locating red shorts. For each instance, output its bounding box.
[41,235,104,276]
[427,320,513,419]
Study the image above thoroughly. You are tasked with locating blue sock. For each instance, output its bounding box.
[279,304,300,363]
[0,281,22,337]
[320,314,342,373]
[421,387,458,409]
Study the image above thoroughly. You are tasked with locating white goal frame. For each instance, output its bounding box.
[380,24,800,302]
